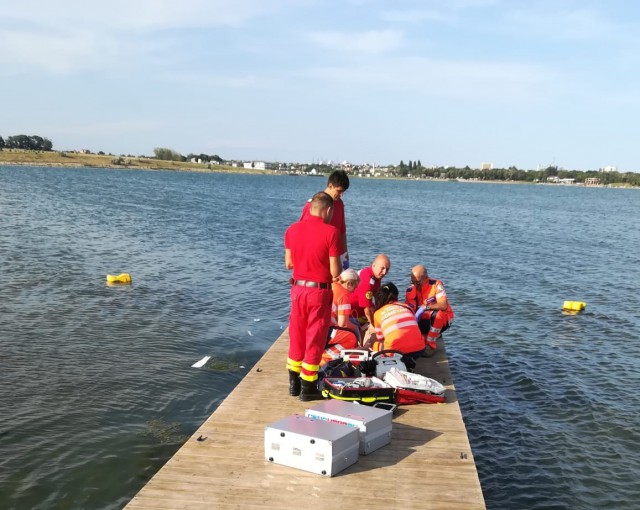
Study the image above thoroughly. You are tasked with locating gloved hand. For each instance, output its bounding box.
[340,252,349,270]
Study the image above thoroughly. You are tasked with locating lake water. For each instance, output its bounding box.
[1,165,639,510]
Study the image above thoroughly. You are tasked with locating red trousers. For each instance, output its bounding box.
[419,310,453,350]
[287,285,333,381]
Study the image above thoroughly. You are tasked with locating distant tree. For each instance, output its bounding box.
[4,134,52,151]
[397,160,409,177]
[0,136,4,149]
[154,147,184,161]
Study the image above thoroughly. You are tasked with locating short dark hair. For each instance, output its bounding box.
[375,282,399,308]
[328,170,349,191]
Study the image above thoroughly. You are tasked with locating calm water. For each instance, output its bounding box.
[1,166,639,510]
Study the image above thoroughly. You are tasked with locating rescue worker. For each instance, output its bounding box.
[300,170,350,270]
[285,191,342,400]
[321,268,360,366]
[353,254,391,335]
[405,264,454,355]
[370,282,425,370]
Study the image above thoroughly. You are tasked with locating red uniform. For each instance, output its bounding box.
[331,282,356,326]
[284,216,340,382]
[321,282,359,366]
[353,266,381,324]
[300,197,346,253]
[405,278,454,350]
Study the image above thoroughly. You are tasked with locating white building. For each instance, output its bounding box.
[243,161,275,170]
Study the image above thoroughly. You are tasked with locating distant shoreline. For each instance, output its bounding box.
[0,150,270,175]
[1,151,636,188]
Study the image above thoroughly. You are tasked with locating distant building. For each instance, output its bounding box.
[602,166,617,173]
[585,177,600,186]
[480,162,493,170]
[243,161,275,170]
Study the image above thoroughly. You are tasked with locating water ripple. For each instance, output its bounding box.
[2,168,640,509]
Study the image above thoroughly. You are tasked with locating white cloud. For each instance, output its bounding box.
[0,0,301,74]
[308,30,404,54]
[307,55,560,104]
[505,7,613,41]
[54,120,167,136]
[0,0,296,31]
[379,9,447,24]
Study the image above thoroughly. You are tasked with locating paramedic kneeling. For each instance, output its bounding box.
[354,254,391,335]
[285,192,342,400]
[321,268,361,366]
[405,264,454,354]
[370,282,425,371]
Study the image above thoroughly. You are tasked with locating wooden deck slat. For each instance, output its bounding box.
[125,330,486,509]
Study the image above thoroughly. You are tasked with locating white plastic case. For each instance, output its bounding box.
[305,399,393,455]
[264,414,359,476]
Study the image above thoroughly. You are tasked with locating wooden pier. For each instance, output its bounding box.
[125,331,486,509]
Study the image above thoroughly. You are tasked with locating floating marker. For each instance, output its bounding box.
[562,301,586,312]
[106,273,132,284]
[191,355,211,368]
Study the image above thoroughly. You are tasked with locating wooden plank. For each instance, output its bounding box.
[125,330,486,509]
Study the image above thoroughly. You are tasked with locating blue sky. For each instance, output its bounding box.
[2,0,640,171]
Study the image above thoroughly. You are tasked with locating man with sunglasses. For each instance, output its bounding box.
[300,170,350,270]
[405,264,454,355]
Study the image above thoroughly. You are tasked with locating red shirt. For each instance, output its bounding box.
[353,266,381,317]
[285,216,340,283]
[300,197,346,252]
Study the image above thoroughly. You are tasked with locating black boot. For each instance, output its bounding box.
[299,379,324,402]
[288,371,301,397]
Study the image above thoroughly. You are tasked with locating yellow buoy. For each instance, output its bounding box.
[106,273,132,284]
[562,300,586,312]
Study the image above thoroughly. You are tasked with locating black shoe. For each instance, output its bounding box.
[421,345,436,358]
[299,379,324,401]
[288,370,301,396]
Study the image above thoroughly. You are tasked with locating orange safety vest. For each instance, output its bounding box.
[405,279,454,320]
[372,302,424,354]
[331,282,356,325]
[320,327,358,366]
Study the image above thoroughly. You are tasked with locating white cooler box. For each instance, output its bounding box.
[305,399,393,455]
[264,414,359,476]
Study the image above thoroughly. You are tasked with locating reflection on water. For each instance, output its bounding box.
[1,166,639,510]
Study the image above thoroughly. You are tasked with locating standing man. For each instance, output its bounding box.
[405,264,454,354]
[353,254,391,340]
[285,192,342,401]
[300,170,350,269]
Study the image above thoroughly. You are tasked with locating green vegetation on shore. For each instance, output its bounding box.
[1,132,638,186]
[0,149,269,174]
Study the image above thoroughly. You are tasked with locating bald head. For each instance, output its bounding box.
[372,254,391,279]
[411,264,428,286]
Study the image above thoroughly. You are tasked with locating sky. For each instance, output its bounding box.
[2,0,640,171]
